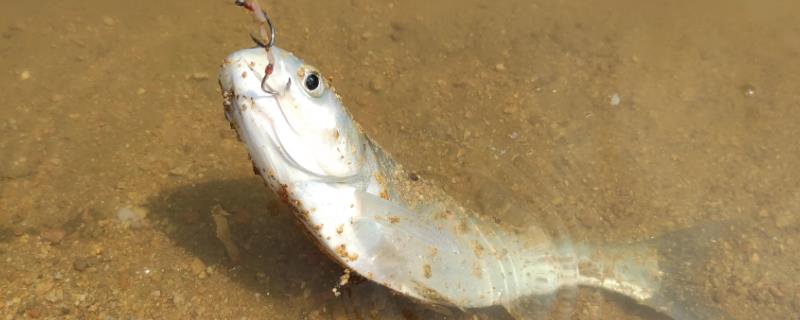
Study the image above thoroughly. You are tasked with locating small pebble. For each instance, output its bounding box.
[360,32,372,40]
[172,294,185,305]
[45,289,63,303]
[169,165,190,176]
[102,16,116,26]
[769,286,784,298]
[495,63,506,72]
[20,70,30,80]
[40,228,66,243]
[502,106,518,114]
[610,93,621,106]
[116,206,148,227]
[742,84,756,97]
[368,78,383,92]
[136,88,146,95]
[190,72,209,81]
[339,269,351,286]
[73,256,96,272]
[190,258,206,276]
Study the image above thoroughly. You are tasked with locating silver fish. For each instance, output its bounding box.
[218,10,726,319]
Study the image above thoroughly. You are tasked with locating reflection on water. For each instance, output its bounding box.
[0,0,798,319]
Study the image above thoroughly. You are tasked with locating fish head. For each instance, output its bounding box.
[219,47,366,184]
[219,47,380,284]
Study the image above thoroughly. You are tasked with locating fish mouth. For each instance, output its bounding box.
[219,59,333,181]
[221,47,365,184]
[219,48,281,132]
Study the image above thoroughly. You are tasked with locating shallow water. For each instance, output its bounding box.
[1,0,798,319]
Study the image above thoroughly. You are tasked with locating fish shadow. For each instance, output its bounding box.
[145,178,319,294]
[146,179,664,319]
[145,178,500,319]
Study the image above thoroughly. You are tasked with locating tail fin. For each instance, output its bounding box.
[576,222,735,320]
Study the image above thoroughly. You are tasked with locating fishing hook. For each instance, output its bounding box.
[234,0,276,49]
[235,0,282,94]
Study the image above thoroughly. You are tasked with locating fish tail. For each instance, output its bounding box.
[574,222,736,320]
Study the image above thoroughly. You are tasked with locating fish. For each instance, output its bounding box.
[218,6,727,319]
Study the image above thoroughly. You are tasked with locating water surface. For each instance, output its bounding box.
[1,0,798,319]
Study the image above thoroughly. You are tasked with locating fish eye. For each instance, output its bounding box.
[305,73,319,90]
[302,71,324,97]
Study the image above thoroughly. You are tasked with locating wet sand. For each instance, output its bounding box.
[1,0,799,319]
